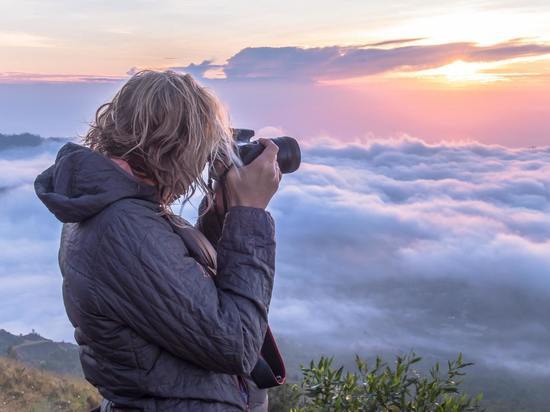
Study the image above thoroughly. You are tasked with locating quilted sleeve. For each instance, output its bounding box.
[96,206,276,375]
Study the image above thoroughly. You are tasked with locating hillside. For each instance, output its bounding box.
[0,356,100,412]
[0,329,82,377]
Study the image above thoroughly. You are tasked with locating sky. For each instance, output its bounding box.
[1,0,549,146]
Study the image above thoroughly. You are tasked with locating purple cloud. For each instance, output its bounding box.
[0,72,125,84]
[174,39,550,81]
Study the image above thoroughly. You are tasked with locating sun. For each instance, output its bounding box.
[413,60,505,84]
[436,60,494,83]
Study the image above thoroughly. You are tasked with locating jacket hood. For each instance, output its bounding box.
[34,143,159,223]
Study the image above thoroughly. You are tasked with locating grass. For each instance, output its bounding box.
[0,356,101,412]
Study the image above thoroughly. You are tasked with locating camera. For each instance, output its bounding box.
[233,129,301,174]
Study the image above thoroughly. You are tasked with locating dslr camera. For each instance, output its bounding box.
[233,129,301,174]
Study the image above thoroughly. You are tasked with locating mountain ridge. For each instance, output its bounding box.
[0,329,82,377]
[0,132,68,151]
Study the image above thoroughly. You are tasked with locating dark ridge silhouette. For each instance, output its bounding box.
[0,132,68,151]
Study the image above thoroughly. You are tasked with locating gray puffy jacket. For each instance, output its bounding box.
[34,143,276,411]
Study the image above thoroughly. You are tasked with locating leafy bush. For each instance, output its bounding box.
[270,353,483,412]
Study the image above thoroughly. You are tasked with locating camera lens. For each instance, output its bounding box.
[272,137,301,174]
[238,136,301,174]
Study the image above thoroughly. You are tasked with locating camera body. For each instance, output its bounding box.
[233,129,301,174]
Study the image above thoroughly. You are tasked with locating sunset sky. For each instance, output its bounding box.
[1,0,550,146]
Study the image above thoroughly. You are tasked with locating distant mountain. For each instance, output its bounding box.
[0,329,82,377]
[0,132,68,151]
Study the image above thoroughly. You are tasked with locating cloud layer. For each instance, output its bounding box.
[0,140,71,340]
[2,136,550,379]
[263,136,550,375]
[0,72,124,84]
[176,39,550,81]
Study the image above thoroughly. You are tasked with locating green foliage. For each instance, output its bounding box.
[268,383,303,411]
[270,353,483,412]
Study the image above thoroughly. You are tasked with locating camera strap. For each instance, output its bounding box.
[167,217,286,389]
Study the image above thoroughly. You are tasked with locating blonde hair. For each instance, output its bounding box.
[84,70,236,213]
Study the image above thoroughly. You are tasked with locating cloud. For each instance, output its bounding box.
[0,139,69,340]
[0,156,55,188]
[261,136,550,375]
[362,38,426,47]
[2,135,550,379]
[174,39,550,81]
[0,72,125,84]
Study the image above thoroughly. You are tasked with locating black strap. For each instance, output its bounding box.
[174,224,217,278]
[218,166,232,217]
[250,326,286,389]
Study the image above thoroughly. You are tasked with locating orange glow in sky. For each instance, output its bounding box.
[414,60,505,84]
[0,0,549,146]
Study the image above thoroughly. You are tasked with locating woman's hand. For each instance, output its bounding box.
[219,138,281,211]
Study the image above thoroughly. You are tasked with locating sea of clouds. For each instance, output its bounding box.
[265,135,550,376]
[1,135,549,375]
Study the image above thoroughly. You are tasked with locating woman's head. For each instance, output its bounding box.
[84,70,235,210]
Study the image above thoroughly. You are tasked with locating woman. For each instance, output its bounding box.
[34,70,281,411]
